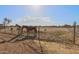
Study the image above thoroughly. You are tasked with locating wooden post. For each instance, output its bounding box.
[38,26,43,54]
[73,21,76,44]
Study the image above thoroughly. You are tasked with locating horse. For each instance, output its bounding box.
[20,26,37,34]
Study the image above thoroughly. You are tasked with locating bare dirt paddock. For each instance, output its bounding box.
[0,27,79,54]
[0,39,79,54]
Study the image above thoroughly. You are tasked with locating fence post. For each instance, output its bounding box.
[73,21,76,44]
[38,26,43,54]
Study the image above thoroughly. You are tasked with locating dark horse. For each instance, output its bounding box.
[20,26,37,34]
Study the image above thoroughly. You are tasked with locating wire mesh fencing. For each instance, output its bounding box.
[0,22,78,45]
[37,26,74,45]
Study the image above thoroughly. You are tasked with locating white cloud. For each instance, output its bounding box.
[17,16,53,26]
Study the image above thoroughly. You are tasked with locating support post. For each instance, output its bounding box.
[73,21,76,44]
[38,26,43,54]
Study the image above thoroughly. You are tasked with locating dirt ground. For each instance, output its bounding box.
[0,39,79,54]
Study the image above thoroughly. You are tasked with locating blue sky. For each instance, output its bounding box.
[0,5,79,26]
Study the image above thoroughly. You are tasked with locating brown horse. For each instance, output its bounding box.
[20,26,37,34]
